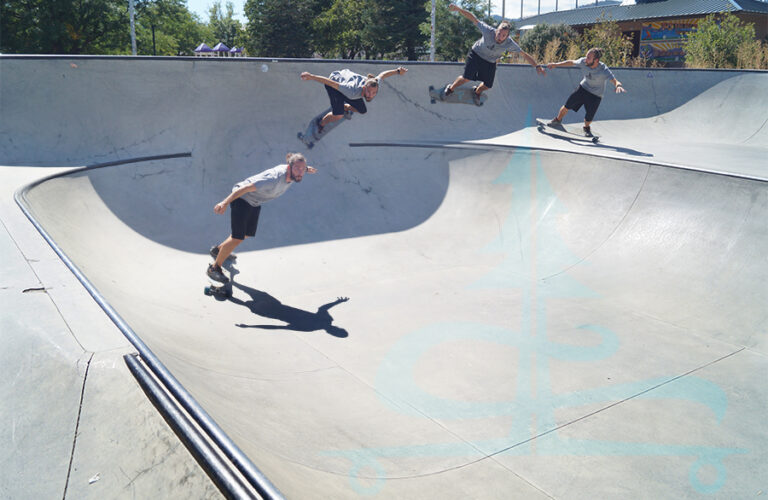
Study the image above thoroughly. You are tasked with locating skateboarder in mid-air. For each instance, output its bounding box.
[207,153,317,283]
[545,47,626,137]
[444,3,544,105]
[300,66,407,133]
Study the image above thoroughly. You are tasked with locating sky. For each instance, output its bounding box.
[183,0,617,25]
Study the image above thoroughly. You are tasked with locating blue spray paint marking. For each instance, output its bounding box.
[323,110,745,495]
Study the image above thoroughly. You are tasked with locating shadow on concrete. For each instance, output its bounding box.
[231,281,349,338]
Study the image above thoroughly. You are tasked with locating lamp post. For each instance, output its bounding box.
[430,0,436,61]
[129,0,137,55]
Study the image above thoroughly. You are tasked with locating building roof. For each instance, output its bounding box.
[515,0,768,28]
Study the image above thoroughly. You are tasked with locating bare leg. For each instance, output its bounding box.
[215,236,244,267]
[475,83,490,95]
[556,106,569,121]
[320,112,343,127]
[447,75,469,93]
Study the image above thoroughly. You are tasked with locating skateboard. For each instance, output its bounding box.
[429,84,488,106]
[536,118,600,143]
[204,278,231,299]
[297,107,353,149]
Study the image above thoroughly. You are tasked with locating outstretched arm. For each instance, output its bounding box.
[448,3,479,25]
[317,296,349,313]
[375,67,407,80]
[300,72,339,90]
[519,50,546,75]
[546,60,576,69]
[611,78,626,93]
[214,184,256,214]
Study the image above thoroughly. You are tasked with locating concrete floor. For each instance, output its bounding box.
[1,56,766,499]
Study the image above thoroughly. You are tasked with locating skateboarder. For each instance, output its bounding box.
[443,3,544,105]
[207,153,317,283]
[545,47,626,136]
[300,66,407,132]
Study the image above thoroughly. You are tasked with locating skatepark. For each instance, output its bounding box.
[1,56,766,499]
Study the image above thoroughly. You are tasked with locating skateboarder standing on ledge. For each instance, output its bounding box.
[444,3,544,105]
[207,153,317,283]
[545,47,626,137]
[300,67,407,132]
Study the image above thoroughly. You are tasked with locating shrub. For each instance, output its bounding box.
[520,23,577,62]
[684,12,756,68]
[579,15,633,66]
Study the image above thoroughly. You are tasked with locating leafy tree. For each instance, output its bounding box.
[244,0,329,57]
[684,12,756,68]
[579,15,633,66]
[1,0,128,54]
[312,0,373,59]
[133,0,206,55]
[520,23,576,62]
[208,1,244,49]
[365,0,428,60]
[419,0,497,62]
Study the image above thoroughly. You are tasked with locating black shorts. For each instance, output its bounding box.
[325,86,367,116]
[565,85,602,122]
[463,50,496,88]
[230,197,261,240]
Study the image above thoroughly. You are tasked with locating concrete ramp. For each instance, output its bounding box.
[3,56,768,498]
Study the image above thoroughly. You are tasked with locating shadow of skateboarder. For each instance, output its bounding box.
[230,281,349,338]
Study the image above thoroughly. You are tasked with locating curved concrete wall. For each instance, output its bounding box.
[4,56,768,499]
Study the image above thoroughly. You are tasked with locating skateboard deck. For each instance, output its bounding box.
[429,84,488,106]
[536,118,600,143]
[297,107,352,149]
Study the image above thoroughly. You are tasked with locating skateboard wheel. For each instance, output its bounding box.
[592,137,599,143]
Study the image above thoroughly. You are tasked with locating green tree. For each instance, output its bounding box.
[365,0,428,60]
[580,15,633,66]
[1,0,128,54]
[312,0,373,59]
[208,1,244,49]
[684,12,756,68]
[134,0,206,55]
[244,0,329,57]
[520,23,576,61]
[419,0,497,62]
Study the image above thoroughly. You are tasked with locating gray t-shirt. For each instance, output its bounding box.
[329,69,368,100]
[575,57,616,98]
[471,21,521,63]
[234,164,293,207]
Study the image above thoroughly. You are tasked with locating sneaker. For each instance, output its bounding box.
[209,245,236,261]
[207,264,229,283]
[583,126,593,137]
[441,84,454,99]
[471,86,483,106]
[547,118,562,127]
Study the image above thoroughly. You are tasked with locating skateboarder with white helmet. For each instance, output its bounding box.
[300,66,407,132]
[545,47,626,137]
[207,153,317,283]
[443,3,544,105]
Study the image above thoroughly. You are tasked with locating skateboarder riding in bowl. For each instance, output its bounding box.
[444,3,544,105]
[300,67,408,132]
[207,153,317,283]
[545,47,626,137]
